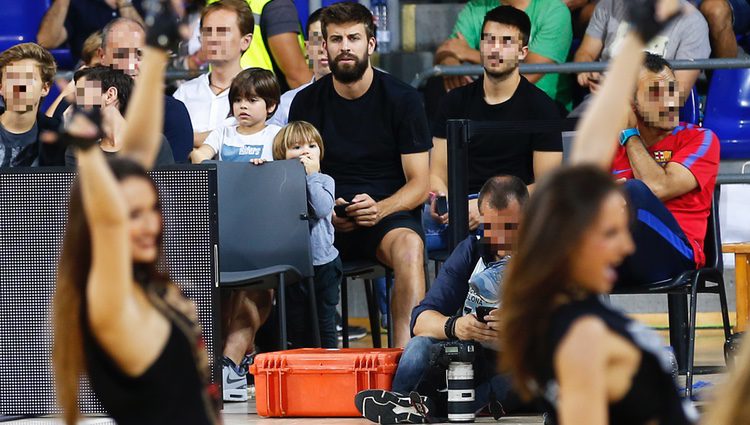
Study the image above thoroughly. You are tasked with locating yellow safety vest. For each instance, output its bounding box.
[206,0,305,74]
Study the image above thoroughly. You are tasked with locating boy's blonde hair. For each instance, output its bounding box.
[273,121,325,161]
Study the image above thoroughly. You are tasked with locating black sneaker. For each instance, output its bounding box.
[355,390,434,424]
[336,323,368,341]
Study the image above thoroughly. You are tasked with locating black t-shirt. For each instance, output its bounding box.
[63,0,146,62]
[289,70,432,202]
[0,120,39,167]
[432,77,562,193]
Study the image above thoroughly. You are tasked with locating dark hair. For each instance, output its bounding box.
[320,2,375,41]
[74,65,134,114]
[306,7,325,38]
[643,52,673,73]
[54,157,166,425]
[478,175,529,213]
[482,5,531,46]
[228,67,280,118]
[0,42,57,85]
[498,165,622,399]
[101,17,145,51]
[201,0,255,38]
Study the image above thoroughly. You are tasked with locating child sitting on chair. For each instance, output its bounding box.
[273,121,342,348]
[189,68,281,163]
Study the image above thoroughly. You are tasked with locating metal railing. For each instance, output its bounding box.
[411,58,750,88]
[55,69,204,82]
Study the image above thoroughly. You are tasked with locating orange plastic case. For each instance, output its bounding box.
[249,348,403,417]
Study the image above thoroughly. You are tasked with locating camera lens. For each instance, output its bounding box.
[447,362,475,422]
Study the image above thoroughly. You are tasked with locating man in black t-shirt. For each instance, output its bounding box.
[427,6,563,251]
[289,2,432,348]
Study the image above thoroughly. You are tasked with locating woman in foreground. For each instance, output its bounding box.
[499,0,698,424]
[52,2,219,424]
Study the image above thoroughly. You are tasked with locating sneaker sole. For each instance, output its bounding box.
[224,388,248,402]
[355,390,427,424]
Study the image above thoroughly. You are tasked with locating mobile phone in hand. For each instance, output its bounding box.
[436,195,448,216]
[475,306,495,323]
[334,202,351,218]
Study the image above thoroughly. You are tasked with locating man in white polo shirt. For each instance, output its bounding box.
[268,8,329,127]
[173,0,253,147]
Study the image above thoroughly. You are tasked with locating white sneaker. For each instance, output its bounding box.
[222,356,248,402]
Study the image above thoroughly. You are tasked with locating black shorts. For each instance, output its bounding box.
[334,210,424,262]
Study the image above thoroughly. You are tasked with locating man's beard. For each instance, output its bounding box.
[330,52,369,84]
[482,57,517,82]
[633,101,677,131]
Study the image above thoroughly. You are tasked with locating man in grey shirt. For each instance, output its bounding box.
[571,0,710,115]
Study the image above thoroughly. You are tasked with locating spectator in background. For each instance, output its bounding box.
[268,7,329,127]
[190,68,281,163]
[173,0,253,149]
[355,176,528,424]
[572,0,709,116]
[206,0,312,92]
[81,31,104,67]
[96,18,194,162]
[37,0,144,64]
[0,43,65,166]
[427,6,562,251]
[64,65,175,167]
[695,0,750,58]
[289,2,432,348]
[429,0,573,112]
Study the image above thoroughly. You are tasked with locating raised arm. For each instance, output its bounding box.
[37,0,71,49]
[118,47,168,169]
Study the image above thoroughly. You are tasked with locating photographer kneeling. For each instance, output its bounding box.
[356,175,528,424]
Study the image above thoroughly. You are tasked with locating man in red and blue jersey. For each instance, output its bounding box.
[611,53,720,286]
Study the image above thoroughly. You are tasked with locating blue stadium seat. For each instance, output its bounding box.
[0,0,75,70]
[703,68,750,159]
[679,87,699,125]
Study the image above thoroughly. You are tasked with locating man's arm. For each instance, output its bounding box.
[532,150,563,183]
[429,137,449,195]
[116,0,145,25]
[573,34,605,89]
[37,0,71,49]
[267,33,313,89]
[524,1,573,84]
[193,131,211,147]
[347,152,430,226]
[624,136,698,201]
[523,52,556,84]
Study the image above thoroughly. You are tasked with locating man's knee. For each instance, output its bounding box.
[391,230,425,265]
[700,0,732,25]
[623,179,654,203]
[402,336,437,363]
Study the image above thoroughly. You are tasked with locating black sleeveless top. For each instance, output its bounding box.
[538,296,697,425]
[82,282,219,425]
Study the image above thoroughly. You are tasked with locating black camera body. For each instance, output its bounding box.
[430,340,477,369]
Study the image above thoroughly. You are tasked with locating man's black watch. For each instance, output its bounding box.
[444,315,459,340]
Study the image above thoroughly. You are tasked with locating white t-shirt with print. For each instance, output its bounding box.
[204,121,281,162]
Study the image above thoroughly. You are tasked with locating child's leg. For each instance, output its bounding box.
[315,256,343,348]
[285,282,312,348]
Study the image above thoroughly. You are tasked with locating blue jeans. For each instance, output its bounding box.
[616,180,696,287]
[392,336,513,414]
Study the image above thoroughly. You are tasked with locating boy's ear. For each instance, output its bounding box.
[104,86,118,107]
[267,102,277,117]
[40,81,51,98]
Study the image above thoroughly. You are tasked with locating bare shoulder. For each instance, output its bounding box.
[555,316,609,369]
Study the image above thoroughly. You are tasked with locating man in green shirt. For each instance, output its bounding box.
[435,0,573,110]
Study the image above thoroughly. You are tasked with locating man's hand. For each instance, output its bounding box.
[454,314,497,342]
[577,72,602,93]
[333,198,358,232]
[430,192,449,225]
[468,197,481,231]
[440,56,473,92]
[347,193,381,227]
[441,32,473,62]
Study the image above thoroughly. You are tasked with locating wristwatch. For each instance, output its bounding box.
[619,128,640,146]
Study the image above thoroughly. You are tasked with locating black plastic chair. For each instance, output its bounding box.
[213,160,319,349]
[340,260,393,348]
[612,187,732,398]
